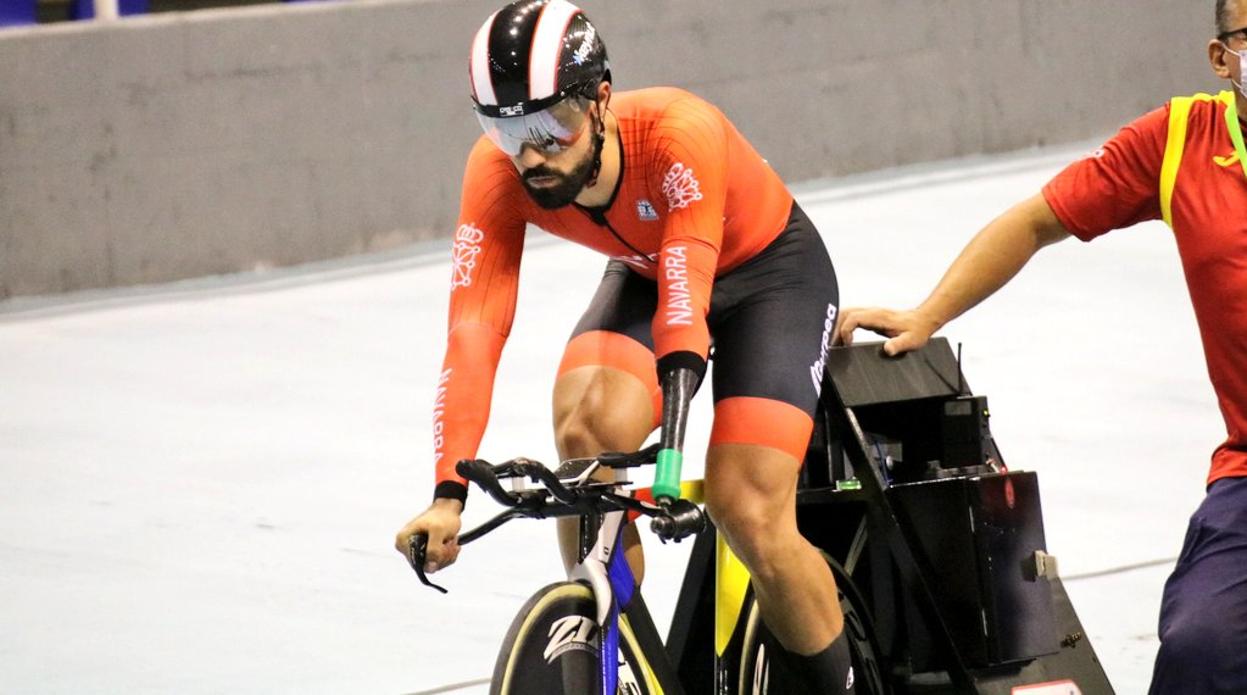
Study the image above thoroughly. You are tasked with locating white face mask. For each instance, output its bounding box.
[1227,45,1247,99]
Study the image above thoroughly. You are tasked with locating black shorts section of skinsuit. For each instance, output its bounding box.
[569,200,840,419]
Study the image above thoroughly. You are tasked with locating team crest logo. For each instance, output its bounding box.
[635,199,659,221]
[450,224,485,290]
[661,162,704,211]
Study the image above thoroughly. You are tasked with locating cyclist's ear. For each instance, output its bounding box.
[593,81,612,117]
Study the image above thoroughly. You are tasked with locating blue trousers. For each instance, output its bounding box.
[1148,476,1247,694]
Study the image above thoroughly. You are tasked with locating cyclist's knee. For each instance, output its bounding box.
[554,398,620,457]
[553,369,653,457]
[705,444,801,579]
[707,500,790,581]
[554,413,603,459]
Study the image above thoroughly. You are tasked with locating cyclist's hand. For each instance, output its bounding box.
[836,306,940,356]
[395,498,463,574]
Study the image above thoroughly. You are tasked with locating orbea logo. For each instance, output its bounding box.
[661,162,704,211]
[809,303,838,396]
[450,224,485,291]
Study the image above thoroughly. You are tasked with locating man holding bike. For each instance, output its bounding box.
[395,1,855,690]
[838,2,1247,692]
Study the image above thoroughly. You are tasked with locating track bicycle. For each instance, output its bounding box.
[411,339,1118,694]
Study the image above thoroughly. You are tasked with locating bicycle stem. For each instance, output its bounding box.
[655,367,698,504]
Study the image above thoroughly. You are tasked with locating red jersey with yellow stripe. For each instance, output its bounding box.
[1042,91,1247,486]
[434,87,793,487]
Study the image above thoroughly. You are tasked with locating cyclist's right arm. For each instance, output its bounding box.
[395,139,528,572]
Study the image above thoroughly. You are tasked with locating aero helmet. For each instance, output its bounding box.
[470,0,609,117]
[469,0,611,156]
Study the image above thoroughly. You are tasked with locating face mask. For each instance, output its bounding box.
[1226,45,1247,99]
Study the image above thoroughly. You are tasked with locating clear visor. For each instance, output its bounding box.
[476,97,591,156]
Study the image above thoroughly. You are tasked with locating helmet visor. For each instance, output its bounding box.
[476,97,591,157]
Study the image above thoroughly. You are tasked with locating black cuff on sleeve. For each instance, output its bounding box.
[657,351,707,384]
[434,481,468,507]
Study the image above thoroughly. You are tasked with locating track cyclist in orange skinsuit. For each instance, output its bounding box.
[394,1,855,691]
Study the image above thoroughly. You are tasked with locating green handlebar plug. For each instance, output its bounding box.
[653,448,683,503]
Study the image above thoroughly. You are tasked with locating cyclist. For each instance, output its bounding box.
[394,0,854,690]
[837,2,1247,692]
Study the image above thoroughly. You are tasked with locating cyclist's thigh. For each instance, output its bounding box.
[555,261,661,429]
[708,202,840,462]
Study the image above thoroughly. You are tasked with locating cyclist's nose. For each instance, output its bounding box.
[516,144,547,169]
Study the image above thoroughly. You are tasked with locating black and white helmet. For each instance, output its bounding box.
[469,0,610,119]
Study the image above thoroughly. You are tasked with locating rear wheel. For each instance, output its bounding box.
[490,581,662,695]
[738,554,888,694]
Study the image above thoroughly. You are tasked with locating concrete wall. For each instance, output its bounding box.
[0,0,1219,299]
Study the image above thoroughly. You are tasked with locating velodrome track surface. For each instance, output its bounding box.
[0,143,1217,694]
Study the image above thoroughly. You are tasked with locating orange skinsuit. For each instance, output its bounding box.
[435,87,797,490]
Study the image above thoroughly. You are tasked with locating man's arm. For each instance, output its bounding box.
[395,139,527,573]
[650,98,729,381]
[838,102,1171,355]
[837,193,1070,355]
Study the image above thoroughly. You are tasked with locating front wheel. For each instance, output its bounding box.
[737,554,888,695]
[490,581,662,695]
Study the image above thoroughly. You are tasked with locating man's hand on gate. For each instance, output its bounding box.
[395,498,464,574]
[836,307,940,356]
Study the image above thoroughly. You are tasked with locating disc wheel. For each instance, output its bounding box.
[737,554,888,694]
[490,581,662,695]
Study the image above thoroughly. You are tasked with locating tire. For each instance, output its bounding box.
[737,555,888,695]
[490,581,663,695]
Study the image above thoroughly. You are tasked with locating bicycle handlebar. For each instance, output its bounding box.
[407,446,705,592]
[454,449,705,540]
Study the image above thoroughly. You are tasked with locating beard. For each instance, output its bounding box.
[520,131,602,209]
[521,155,593,209]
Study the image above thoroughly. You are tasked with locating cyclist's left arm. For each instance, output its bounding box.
[650,99,729,385]
[645,100,729,498]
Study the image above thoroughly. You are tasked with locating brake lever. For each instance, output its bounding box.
[408,534,449,594]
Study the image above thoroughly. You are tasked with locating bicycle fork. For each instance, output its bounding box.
[569,509,636,694]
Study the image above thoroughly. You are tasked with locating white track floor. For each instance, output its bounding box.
[0,143,1221,694]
